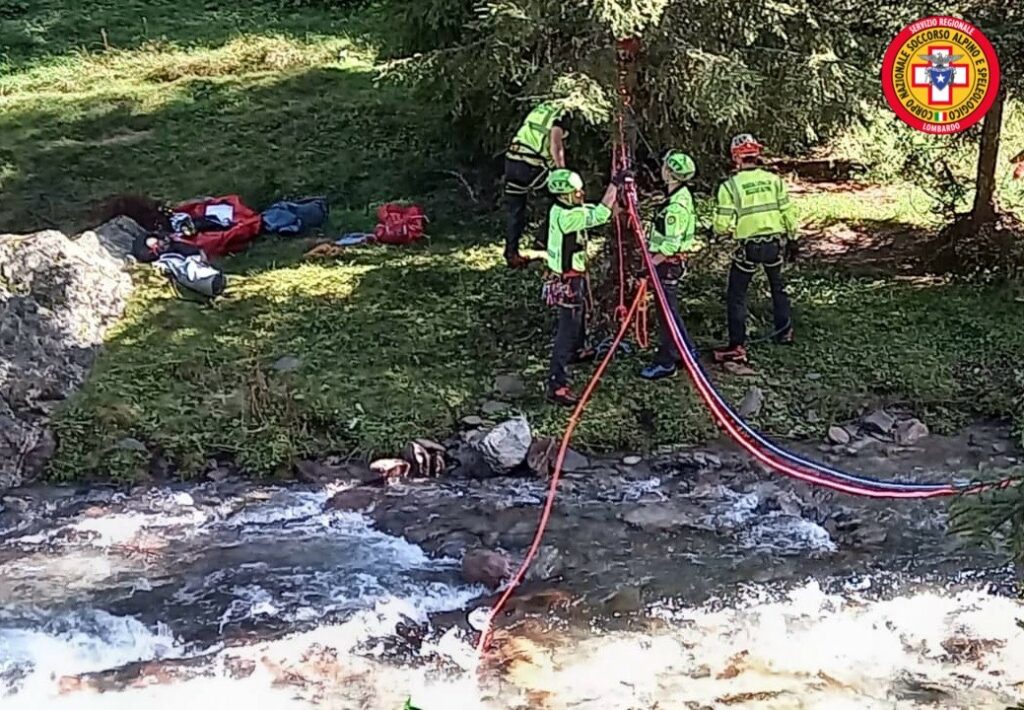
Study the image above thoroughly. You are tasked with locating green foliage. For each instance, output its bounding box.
[949,473,1024,565]
[386,0,935,175]
[382,0,477,55]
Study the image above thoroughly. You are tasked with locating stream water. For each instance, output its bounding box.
[0,443,1022,708]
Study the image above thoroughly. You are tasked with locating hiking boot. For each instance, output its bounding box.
[546,385,579,407]
[505,253,533,269]
[775,328,795,345]
[712,344,748,364]
[640,362,678,381]
[569,347,596,365]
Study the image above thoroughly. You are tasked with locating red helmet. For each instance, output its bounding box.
[730,133,763,161]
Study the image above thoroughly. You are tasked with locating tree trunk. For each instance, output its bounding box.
[971,88,1005,225]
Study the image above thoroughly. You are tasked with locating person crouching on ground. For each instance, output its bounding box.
[712,133,799,365]
[544,168,626,406]
[640,151,703,381]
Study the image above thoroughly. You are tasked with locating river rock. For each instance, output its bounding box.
[895,418,929,446]
[738,387,764,417]
[476,417,532,473]
[481,400,511,416]
[87,215,148,262]
[370,458,411,480]
[461,548,510,589]
[602,586,643,615]
[622,503,710,532]
[461,415,484,428]
[207,467,232,483]
[401,439,446,478]
[561,448,589,473]
[525,545,564,582]
[294,459,336,483]
[622,455,642,466]
[827,426,851,445]
[325,487,377,512]
[862,409,896,435]
[450,445,496,479]
[435,531,482,558]
[527,437,557,477]
[0,228,134,490]
[493,374,526,399]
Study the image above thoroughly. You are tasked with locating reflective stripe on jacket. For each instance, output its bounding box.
[713,168,798,240]
[507,103,564,168]
[650,185,701,257]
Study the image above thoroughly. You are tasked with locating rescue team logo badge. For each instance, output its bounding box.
[882,16,1000,135]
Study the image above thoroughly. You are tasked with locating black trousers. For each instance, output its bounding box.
[726,239,791,347]
[504,158,548,258]
[653,260,685,366]
[548,276,586,388]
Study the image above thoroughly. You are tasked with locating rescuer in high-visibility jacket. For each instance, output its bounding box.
[640,151,703,381]
[712,134,799,365]
[543,168,625,406]
[504,102,569,269]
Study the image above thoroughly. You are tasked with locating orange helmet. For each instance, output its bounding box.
[730,133,763,161]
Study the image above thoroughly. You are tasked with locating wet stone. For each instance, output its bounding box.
[461,548,510,590]
[324,488,377,512]
[601,586,643,615]
[561,449,589,474]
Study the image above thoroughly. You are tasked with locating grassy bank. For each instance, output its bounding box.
[2,1,1023,481]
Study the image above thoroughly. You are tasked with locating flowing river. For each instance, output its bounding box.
[1,433,1022,708]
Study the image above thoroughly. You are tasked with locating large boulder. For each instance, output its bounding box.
[475,416,532,473]
[461,548,511,589]
[81,216,148,263]
[0,228,134,489]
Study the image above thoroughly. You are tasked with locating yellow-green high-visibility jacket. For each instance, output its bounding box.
[507,103,567,169]
[649,185,701,257]
[713,168,798,241]
[547,201,612,274]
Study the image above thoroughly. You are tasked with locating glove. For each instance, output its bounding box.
[612,169,634,187]
[784,239,800,263]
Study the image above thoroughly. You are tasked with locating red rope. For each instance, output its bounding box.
[475,280,648,654]
[620,183,1018,499]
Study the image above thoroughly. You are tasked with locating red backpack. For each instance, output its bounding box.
[374,203,427,245]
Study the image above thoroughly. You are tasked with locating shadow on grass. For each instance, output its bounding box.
[804,218,942,276]
[0,0,392,72]
[0,62,464,233]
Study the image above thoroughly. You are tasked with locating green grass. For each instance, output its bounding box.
[3,0,1024,481]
